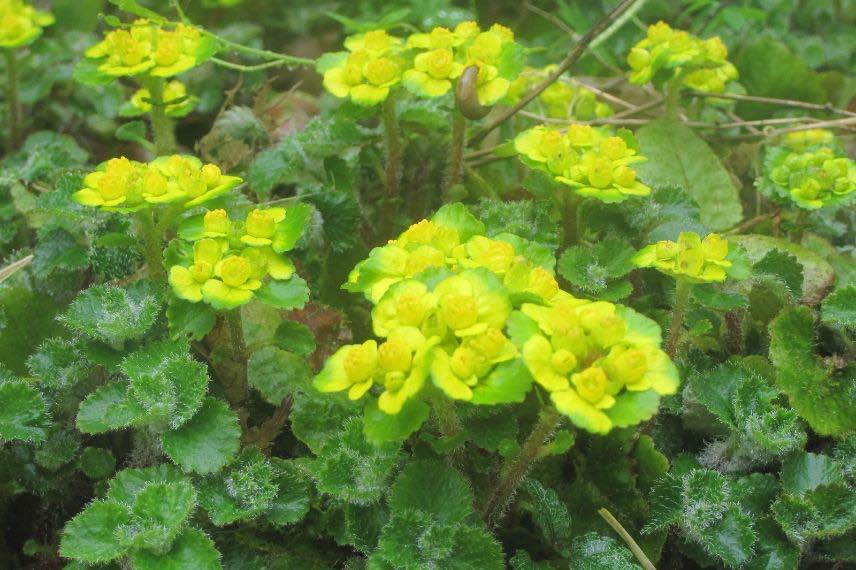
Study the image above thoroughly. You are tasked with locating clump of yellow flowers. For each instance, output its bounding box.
[506,66,614,120]
[627,21,737,93]
[319,22,524,107]
[632,232,736,283]
[84,19,216,80]
[760,129,855,210]
[314,204,678,435]
[73,155,241,212]
[0,0,53,49]
[167,204,311,309]
[514,124,651,203]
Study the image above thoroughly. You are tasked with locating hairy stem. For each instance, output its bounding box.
[223,309,249,406]
[445,110,467,191]
[4,49,19,151]
[135,211,165,279]
[561,191,580,246]
[664,77,682,120]
[382,94,402,198]
[666,278,692,357]
[147,77,178,155]
[481,406,562,528]
[432,394,463,440]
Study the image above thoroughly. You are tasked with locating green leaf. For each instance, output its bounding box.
[107,0,165,21]
[431,203,486,241]
[705,506,757,568]
[247,347,310,405]
[769,306,856,436]
[59,501,132,563]
[0,280,65,374]
[569,532,642,570]
[773,485,856,546]
[125,479,196,552]
[474,199,558,250]
[131,529,222,570]
[161,397,241,475]
[470,359,534,405]
[558,238,636,300]
[290,389,359,454]
[106,464,187,505]
[605,390,661,427]
[76,381,137,434]
[61,281,161,346]
[32,229,89,279]
[692,285,748,311]
[822,285,856,330]
[363,397,429,445]
[198,448,279,526]
[734,39,825,119]
[27,337,91,391]
[115,121,152,149]
[753,249,804,300]
[274,320,316,355]
[272,203,313,253]
[0,373,47,442]
[520,480,572,553]
[781,453,844,496]
[166,298,216,341]
[634,119,742,231]
[254,275,309,310]
[266,458,311,526]
[308,417,400,505]
[123,341,209,431]
[731,235,834,304]
[78,447,116,480]
[389,460,473,523]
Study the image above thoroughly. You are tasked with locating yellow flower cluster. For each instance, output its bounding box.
[0,0,53,49]
[315,204,678,433]
[320,22,524,107]
[763,130,855,210]
[84,19,215,79]
[73,155,241,212]
[627,21,737,93]
[506,66,614,120]
[632,232,733,283]
[519,294,678,434]
[514,125,651,203]
[168,205,310,310]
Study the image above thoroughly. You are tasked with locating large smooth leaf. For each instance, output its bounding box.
[634,119,742,231]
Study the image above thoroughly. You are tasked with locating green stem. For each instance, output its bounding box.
[223,310,249,404]
[598,508,656,570]
[432,394,462,440]
[561,192,580,246]
[481,406,562,528]
[382,94,402,199]
[146,77,177,155]
[135,211,165,279]
[445,110,467,191]
[4,49,19,151]
[665,76,682,120]
[666,279,692,357]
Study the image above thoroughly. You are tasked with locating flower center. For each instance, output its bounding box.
[343,344,377,383]
[441,294,478,331]
[154,33,181,66]
[573,367,607,403]
[201,164,222,187]
[246,209,276,239]
[450,346,477,378]
[377,339,412,372]
[551,349,577,375]
[189,261,213,283]
[194,238,221,266]
[395,294,427,326]
[425,49,453,78]
[363,57,399,86]
[204,209,231,235]
[219,256,252,287]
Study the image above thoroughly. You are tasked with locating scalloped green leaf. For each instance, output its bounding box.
[0,374,48,442]
[59,501,132,563]
[389,459,473,523]
[254,275,309,310]
[131,528,222,570]
[76,381,137,434]
[363,397,430,445]
[61,281,161,346]
[161,397,240,475]
[247,346,310,405]
[822,285,856,330]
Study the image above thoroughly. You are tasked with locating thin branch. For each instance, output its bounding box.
[0,254,33,284]
[468,0,642,147]
[210,57,290,72]
[598,508,657,570]
[572,78,636,110]
[686,90,856,117]
[766,116,856,137]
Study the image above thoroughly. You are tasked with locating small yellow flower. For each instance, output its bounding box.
[200,255,263,310]
[633,232,733,283]
[0,0,54,48]
[403,48,465,98]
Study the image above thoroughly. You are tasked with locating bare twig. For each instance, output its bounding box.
[598,508,657,570]
[468,0,641,147]
[686,90,856,117]
[0,255,33,284]
[767,116,856,137]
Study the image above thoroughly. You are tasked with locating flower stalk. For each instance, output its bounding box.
[134,211,165,280]
[382,93,402,199]
[146,77,178,155]
[481,405,562,528]
[4,49,20,151]
[666,278,692,356]
[445,110,467,191]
